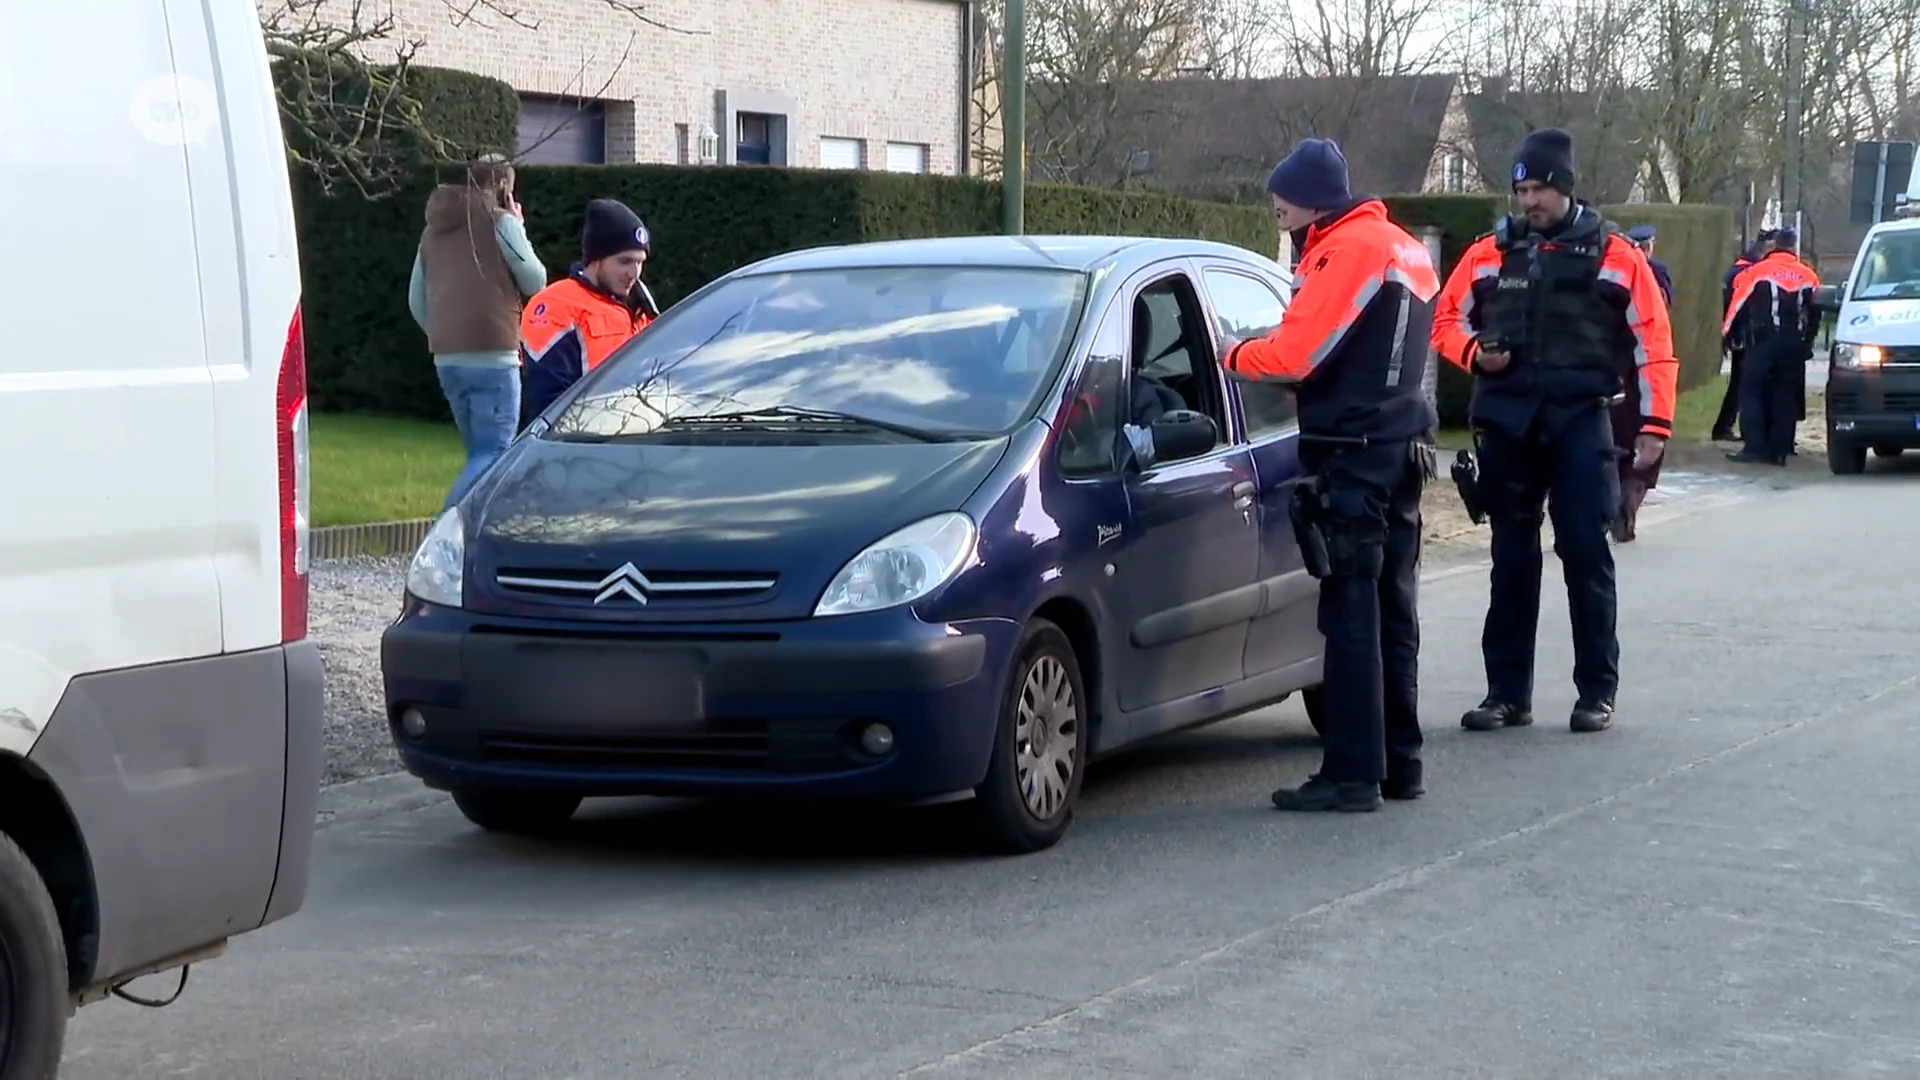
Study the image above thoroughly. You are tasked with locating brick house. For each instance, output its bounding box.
[275,0,975,173]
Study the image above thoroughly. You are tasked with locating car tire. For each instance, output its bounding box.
[1828,438,1867,476]
[1301,684,1328,738]
[450,789,583,835]
[0,833,69,1079]
[1872,443,1903,459]
[972,619,1089,855]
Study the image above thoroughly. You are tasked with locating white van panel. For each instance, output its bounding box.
[0,0,226,753]
[173,0,305,650]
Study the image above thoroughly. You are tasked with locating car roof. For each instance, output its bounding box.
[733,235,1282,278]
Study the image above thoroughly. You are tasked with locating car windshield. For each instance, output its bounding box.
[546,265,1090,441]
[1851,230,1920,300]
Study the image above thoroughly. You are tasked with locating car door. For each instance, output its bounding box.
[1107,262,1263,722]
[1198,263,1322,681]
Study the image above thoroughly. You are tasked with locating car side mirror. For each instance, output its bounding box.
[1814,284,1841,313]
[1148,410,1218,464]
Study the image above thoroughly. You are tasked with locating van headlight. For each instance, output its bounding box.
[814,512,977,617]
[1834,342,1884,370]
[405,508,466,608]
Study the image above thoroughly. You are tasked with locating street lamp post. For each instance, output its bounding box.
[1002,0,1025,235]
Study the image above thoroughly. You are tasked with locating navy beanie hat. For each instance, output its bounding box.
[581,198,651,264]
[1512,129,1576,194]
[1266,138,1351,209]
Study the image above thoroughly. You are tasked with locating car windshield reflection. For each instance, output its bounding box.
[547,265,1091,441]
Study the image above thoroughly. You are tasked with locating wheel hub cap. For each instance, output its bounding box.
[1015,655,1078,820]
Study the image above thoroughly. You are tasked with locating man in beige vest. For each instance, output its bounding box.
[407,156,548,509]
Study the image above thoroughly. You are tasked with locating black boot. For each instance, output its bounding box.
[1381,774,1425,800]
[1271,774,1382,813]
[1461,699,1533,732]
[1570,698,1615,733]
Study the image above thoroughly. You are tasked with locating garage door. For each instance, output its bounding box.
[820,137,862,169]
[516,96,606,165]
[885,142,929,173]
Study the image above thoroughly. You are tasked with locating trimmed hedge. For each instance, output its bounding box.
[273,59,518,190]
[296,165,1277,417]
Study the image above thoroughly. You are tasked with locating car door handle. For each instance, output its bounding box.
[1231,481,1255,507]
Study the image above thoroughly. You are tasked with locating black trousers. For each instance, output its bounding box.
[1713,349,1744,436]
[1740,337,1806,462]
[1304,440,1426,785]
[1476,407,1620,707]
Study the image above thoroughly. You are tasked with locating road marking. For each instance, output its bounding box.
[893,669,1920,1077]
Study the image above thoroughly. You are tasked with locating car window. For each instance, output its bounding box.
[1852,230,1920,301]
[1058,310,1124,477]
[1204,268,1296,438]
[547,266,1090,439]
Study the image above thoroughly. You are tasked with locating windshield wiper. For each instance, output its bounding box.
[662,405,967,443]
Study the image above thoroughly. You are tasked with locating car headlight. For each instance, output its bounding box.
[814,512,978,618]
[405,508,466,608]
[1834,342,1884,370]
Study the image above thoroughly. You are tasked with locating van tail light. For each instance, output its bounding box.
[277,305,311,643]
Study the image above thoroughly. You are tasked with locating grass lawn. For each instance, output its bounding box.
[312,413,463,527]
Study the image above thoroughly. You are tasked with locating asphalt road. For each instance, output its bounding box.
[61,459,1920,1079]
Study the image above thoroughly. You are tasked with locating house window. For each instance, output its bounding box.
[737,112,775,165]
[885,141,930,173]
[675,123,690,165]
[820,136,863,170]
[1443,154,1469,193]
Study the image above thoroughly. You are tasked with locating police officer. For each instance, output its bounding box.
[520,198,661,424]
[1612,225,1672,542]
[1431,129,1679,734]
[1218,137,1440,812]
[1713,230,1773,442]
[1724,228,1822,466]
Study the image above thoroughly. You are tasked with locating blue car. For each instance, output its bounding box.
[382,235,1333,853]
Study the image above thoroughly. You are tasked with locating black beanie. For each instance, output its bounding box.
[1512,129,1576,195]
[581,198,651,264]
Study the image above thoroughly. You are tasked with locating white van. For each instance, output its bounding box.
[0,0,322,1068]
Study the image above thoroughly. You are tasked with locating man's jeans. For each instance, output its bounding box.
[437,364,521,510]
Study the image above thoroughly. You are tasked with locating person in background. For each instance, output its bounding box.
[1724,228,1822,467]
[1712,229,1774,442]
[409,155,549,509]
[520,198,660,422]
[1612,224,1672,542]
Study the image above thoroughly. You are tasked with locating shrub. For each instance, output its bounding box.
[295,165,1276,417]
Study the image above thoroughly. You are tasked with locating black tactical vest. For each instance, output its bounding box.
[1478,219,1618,376]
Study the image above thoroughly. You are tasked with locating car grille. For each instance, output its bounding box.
[475,718,863,774]
[1829,387,1920,413]
[493,565,778,606]
[1879,345,1920,368]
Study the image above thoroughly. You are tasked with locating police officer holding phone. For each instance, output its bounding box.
[1432,129,1679,735]
[1218,137,1441,813]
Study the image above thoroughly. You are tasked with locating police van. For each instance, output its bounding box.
[1822,173,1920,474]
[0,0,323,1069]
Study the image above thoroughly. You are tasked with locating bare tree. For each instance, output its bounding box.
[1021,0,1211,184]
[1277,0,1452,78]
[1189,0,1286,78]
[264,0,700,197]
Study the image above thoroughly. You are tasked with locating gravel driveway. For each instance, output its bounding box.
[311,555,408,785]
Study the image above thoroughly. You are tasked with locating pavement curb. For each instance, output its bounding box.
[313,518,433,561]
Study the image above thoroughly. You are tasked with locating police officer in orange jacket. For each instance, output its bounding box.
[1219,138,1441,812]
[1724,228,1822,466]
[1431,129,1679,735]
[520,198,660,424]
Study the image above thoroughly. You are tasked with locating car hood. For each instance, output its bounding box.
[464,434,1011,622]
[1838,298,1920,345]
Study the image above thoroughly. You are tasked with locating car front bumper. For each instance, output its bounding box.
[380,600,1018,800]
[1828,367,1920,446]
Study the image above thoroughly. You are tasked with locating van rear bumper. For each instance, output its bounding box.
[25,639,324,987]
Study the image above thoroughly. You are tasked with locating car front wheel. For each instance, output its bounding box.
[972,619,1089,855]
[451,789,583,835]
[1828,438,1867,475]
